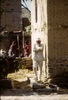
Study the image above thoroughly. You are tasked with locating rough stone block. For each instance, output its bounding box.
[0,79,14,89]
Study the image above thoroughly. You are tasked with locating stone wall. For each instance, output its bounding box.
[31,0,68,83]
[1,0,22,32]
[47,0,68,79]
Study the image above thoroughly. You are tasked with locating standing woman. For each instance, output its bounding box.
[24,41,30,57]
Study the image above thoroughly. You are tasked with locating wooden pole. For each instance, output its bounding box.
[22,31,24,56]
[17,34,19,49]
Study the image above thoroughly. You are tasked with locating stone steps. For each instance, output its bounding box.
[0,79,14,89]
[29,78,58,92]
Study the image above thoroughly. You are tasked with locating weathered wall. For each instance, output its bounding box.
[1,0,22,32]
[31,0,68,82]
[31,0,48,76]
[47,0,68,79]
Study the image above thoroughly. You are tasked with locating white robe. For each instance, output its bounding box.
[33,43,44,61]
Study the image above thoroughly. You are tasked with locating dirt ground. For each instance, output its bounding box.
[0,68,68,100]
[1,87,68,100]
